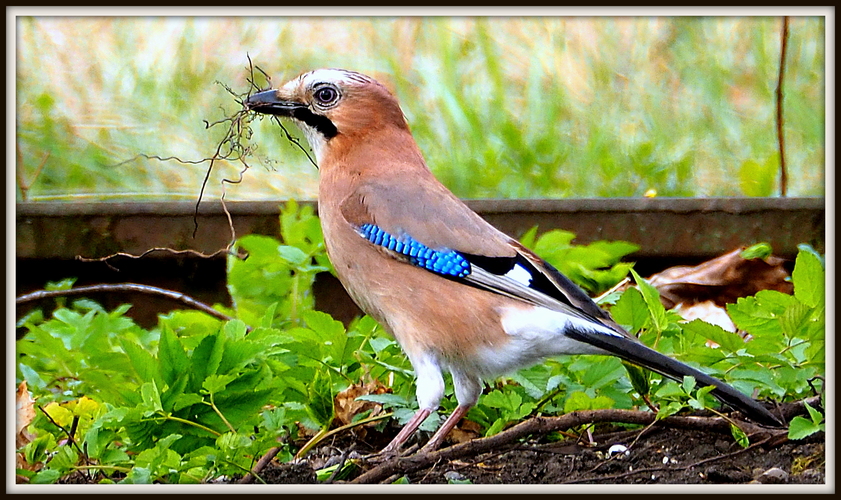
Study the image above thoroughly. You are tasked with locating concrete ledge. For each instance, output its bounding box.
[16,197,826,260]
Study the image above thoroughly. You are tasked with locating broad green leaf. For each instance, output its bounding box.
[563,391,614,412]
[23,434,56,465]
[122,466,152,484]
[209,388,275,429]
[680,319,746,354]
[119,338,160,386]
[140,380,163,413]
[788,411,825,441]
[47,442,78,470]
[681,376,697,395]
[572,355,624,390]
[656,401,684,420]
[30,469,62,484]
[510,364,555,399]
[202,374,237,395]
[792,249,825,309]
[172,393,204,412]
[305,370,335,429]
[158,325,190,387]
[780,298,810,332]
[217,339,269,376]
[302,310,349,365]
[630,269,667,334]
[190,334,221,390]
[223,319,249,341]
[727,297,783,339]
[797,243,825,267]
[611,286,649,334]
[42,402,73,428]
[518,225,539,249]
[276,245,309,267]
[805,402,824,425]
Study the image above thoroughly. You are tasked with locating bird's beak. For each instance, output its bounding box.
[245,89,304,116]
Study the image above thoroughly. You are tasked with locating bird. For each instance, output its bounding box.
[245,68,782,454]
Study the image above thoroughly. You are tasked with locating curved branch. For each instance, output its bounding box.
[350,400,809,484]
[16,283,235,324]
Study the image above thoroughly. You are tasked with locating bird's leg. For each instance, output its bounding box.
[418,404,471,453]
[380,407,431,455]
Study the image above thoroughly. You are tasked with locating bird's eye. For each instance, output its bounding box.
[313,86,339,106]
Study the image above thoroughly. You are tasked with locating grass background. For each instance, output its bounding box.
[14,15,826,202]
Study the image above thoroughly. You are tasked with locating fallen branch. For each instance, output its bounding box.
[16,283,235,324]
[349,400,813,484]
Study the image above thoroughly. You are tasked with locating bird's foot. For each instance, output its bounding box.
[361,443,419,464]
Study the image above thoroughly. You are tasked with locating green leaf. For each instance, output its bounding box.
[202,374,237,395]
[656,401,685,420]
[680,319,746,354]
[739,242,773,260]
[730,424,750,448]
[610,287,649,334]
[158,325,190,387]
[276,245,309,267]
[302,310,349,365]
[30,469,62,484]
[805,402,824,425]
[119,338,160,386]
[140,380,163,413]
[681,376,697,395]
[622,362,650,396]
[305,370,335,429]
[485,418,507,436]
[356,393,411,407]
[792,249,825,309]
[788,407,825,441]
[563,391,614,412]
[630,269,667,334]
[518,226,539,249]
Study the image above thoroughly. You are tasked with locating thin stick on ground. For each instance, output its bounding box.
[561,436,774,484]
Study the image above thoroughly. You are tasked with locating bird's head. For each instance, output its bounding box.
[246,68,409,164]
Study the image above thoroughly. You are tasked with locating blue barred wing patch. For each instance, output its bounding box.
[356,223,471,278]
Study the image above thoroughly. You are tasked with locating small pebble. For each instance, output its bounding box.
[608,444,630,457]
[756,467,789,484]
[444,471,468,482]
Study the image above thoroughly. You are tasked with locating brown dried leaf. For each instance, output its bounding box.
[16,381,36,449]
[16,381,38,475]
[646,247,793,310]
[448,419,483,445]
[673,300,737,333]
[334,380,390,428]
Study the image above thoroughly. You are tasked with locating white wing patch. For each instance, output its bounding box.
[467,304,617,378]
[504,263,533,287]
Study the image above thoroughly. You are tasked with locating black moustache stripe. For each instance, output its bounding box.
[291,107,338,139]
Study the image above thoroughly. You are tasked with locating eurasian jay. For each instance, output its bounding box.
[246,68,782,454]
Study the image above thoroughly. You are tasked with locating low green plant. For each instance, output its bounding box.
[788,402,825,441]
[16,202,824,484]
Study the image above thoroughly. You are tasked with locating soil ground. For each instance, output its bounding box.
[254,425,826,486]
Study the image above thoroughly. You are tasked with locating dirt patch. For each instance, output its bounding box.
[254,426,825,485]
